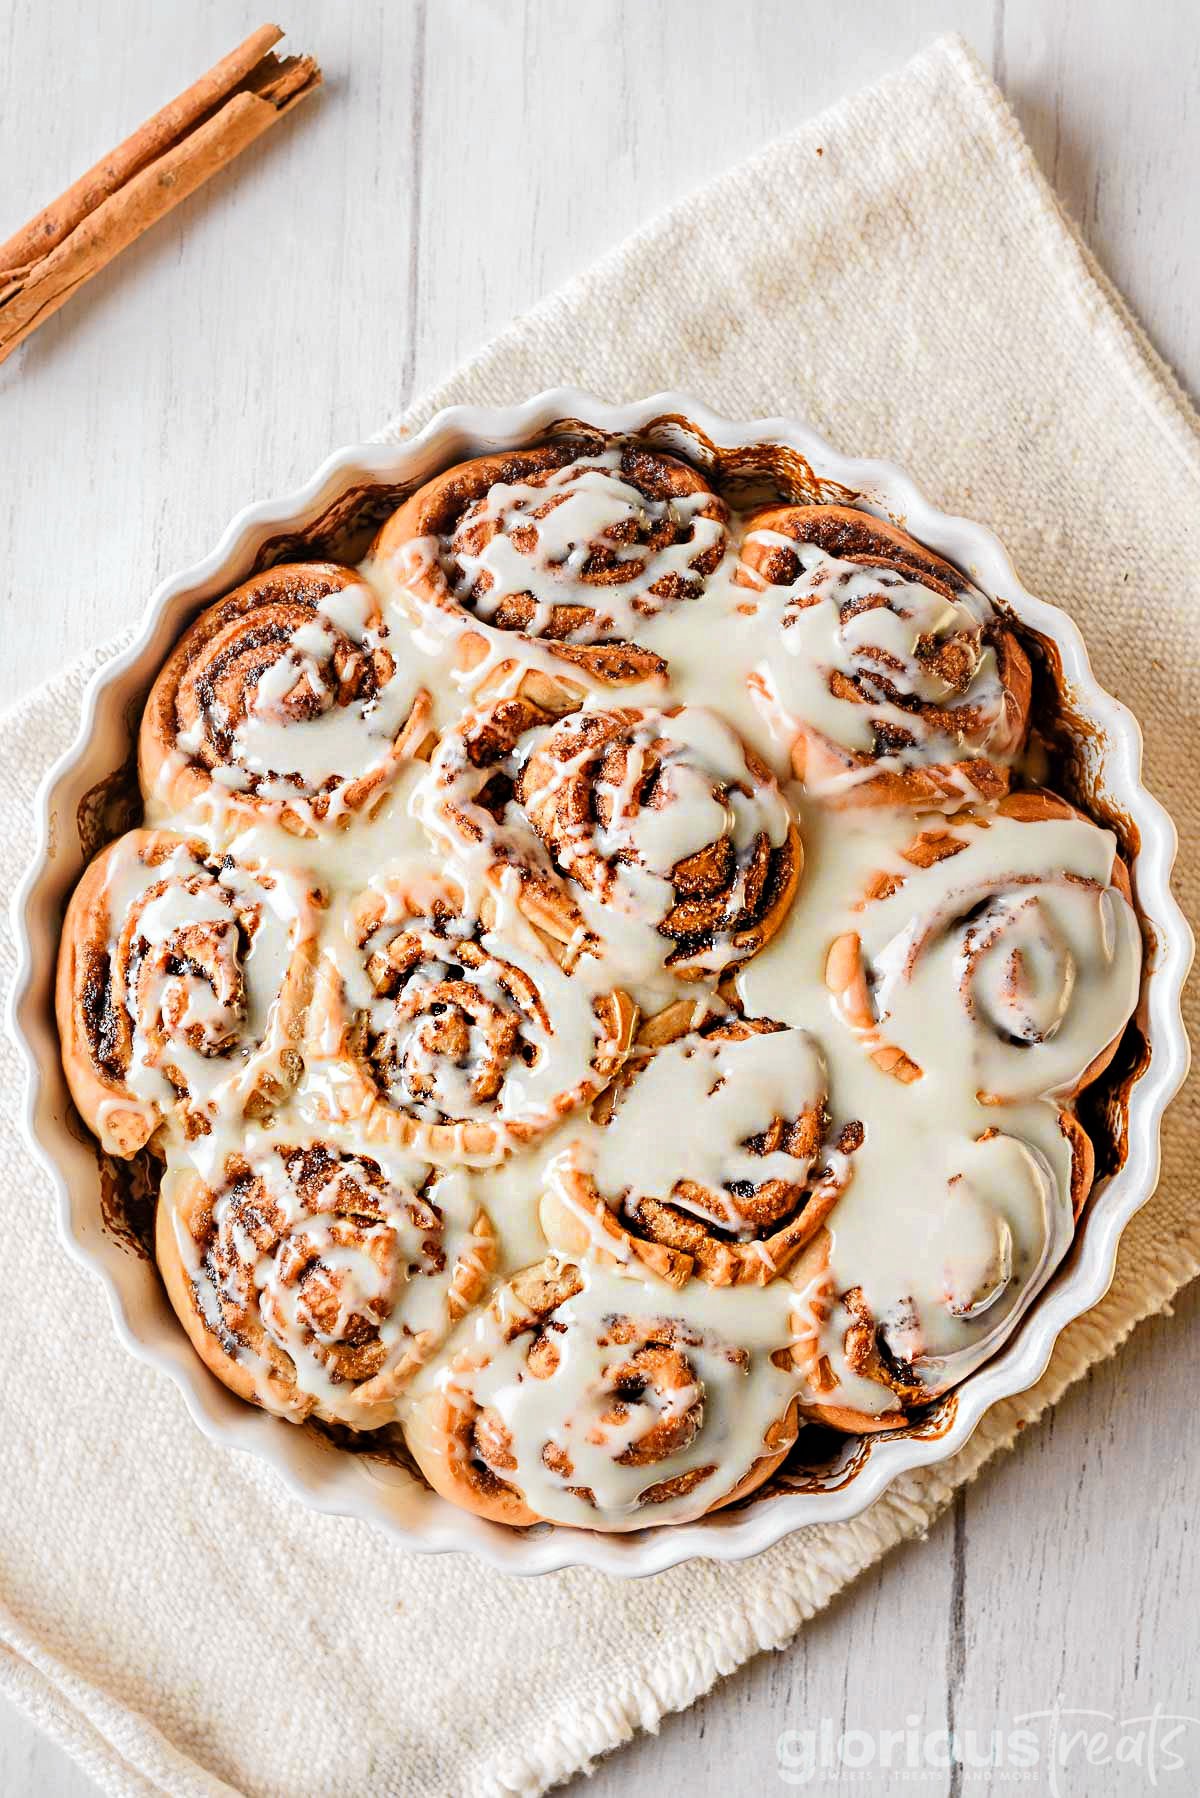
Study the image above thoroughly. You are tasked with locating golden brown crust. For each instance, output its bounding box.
[56,830,184,1157]
[746,503,974,589]
[156,1179,302,1415]
[788,1230,913,1432]
[419,695,599,963]
[376,440,727,633]
[1060,1108,1096,1222]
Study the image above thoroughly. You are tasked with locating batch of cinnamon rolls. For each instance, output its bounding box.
[56,435,1143,1533]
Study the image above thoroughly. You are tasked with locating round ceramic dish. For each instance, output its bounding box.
[9,391,1192,1577]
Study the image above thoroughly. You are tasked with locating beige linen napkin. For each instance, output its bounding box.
[2,34,1196,1798]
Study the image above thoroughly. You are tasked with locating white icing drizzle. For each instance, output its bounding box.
[516,704,797,985]
[844,811,1142,1102]
[150,581,428,837]
[161,1128,489,1425]
[306,869,629,1166]
[92,835,319,1146]
[70,439,1143,1494]
[372,545,633,720]
[423,446,727,643]
[737,533,1007,775]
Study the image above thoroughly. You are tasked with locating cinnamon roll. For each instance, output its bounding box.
[823,790,1141,1102]
[789,1109,1094,1429]
[402,1258,800,1529]
[56,829,321,1156]
[373,440,729,711]
[516,705,802,979]
[411,694,595,963]
[541,1013,861,1287]
[737,505,1031,806]
[306,871,636,1163]
[156,1134,494,1425]
[139,563,433,836]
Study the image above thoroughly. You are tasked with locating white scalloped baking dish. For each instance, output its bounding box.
[9,391,1192,1577]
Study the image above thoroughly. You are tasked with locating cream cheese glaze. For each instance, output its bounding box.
[57,435,1143,1528]
[592,1027,828,1212]
[402,1260,801,1530]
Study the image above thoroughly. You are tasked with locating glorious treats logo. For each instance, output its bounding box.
[776,1698,1200,1789]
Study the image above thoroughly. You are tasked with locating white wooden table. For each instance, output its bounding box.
[2,4,1198,1793]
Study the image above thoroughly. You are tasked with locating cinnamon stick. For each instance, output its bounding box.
[0,24,321,366]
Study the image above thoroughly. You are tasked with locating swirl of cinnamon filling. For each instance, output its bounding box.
[736,505,1031,807]
[156,1135,495,1426]
[823,790,1141,1102]
[373,440,729,710]
[56,828,321,1156]
[515,704,802,979]
[541,1011,861,1287]
[139,563,433,836]
[402,1257,801,1529]
[305,872,636,1163]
